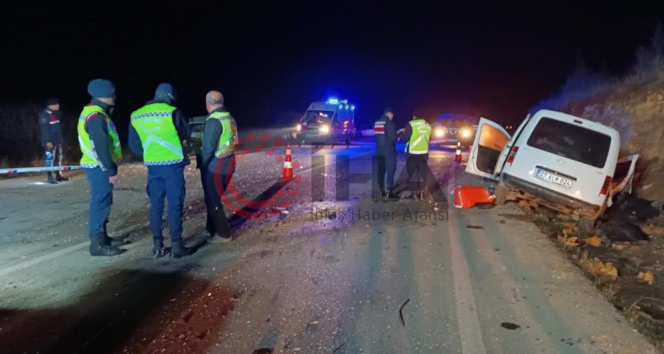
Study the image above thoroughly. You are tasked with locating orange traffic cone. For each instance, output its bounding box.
[282,143,294,183]
[454,142,462,163]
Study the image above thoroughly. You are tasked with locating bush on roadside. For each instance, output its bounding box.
[0,102,43,168]
[630,22,664,83]
[533,23,664,114]
[531,59,612,113]
[0,101,81,169]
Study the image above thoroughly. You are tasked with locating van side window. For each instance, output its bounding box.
[526,117,611,168]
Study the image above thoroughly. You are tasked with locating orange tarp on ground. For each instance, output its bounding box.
[453,185,495,209]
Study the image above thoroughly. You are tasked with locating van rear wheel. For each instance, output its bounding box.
[577,217,596,235]
[494,182,508,205]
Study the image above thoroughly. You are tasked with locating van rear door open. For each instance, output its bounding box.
[610,154,639,199]
[465,118,511,181]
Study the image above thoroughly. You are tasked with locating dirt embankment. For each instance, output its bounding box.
[527,75,664,348]
[543,78,664,201]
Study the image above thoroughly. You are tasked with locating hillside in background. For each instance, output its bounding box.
[532,24,664,201]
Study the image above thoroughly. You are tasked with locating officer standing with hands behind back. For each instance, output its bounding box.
[77,79,124,256]
[402,109,432,200]
[373,107,399,201]
[198,90,238,243]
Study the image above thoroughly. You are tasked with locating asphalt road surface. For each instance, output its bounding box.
[0,130,657,354]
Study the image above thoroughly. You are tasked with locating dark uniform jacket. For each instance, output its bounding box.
[374,115,397,155]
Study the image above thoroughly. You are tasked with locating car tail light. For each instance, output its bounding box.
[506,146,519,164]
[600,176,612,195]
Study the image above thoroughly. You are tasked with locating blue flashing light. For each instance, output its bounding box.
[327,98,339,104]
[339,104,343,109]
[351,105,355,110]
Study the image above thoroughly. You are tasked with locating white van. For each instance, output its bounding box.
[466,109,637,230]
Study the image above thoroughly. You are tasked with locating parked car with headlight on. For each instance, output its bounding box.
[184,115,206,157]
[354,122,375,138]
[431,113,478,148]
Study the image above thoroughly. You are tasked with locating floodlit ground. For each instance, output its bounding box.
[0,133,657,353]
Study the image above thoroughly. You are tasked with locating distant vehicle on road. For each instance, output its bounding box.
[185,116,206,156]
[431,113,478,148]
[466,109,637,232]
[354,122,375,138]
[293,98,356,145]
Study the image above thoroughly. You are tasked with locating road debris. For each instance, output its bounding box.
[399,298,411,327]
[641,225,664,235]
[517,199,538,209]
[332,343,345,353]
[599,221,650,242]
[500,322,521,330]
[466,225,484,229]
[637,297,664,325]
[585,258,618,281]
[638,271,655,285]
[253,348,273,354]
[605,193,662,224]
[585,236,603,247]
[563,237,579,249]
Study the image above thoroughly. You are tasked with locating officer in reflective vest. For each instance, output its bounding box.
[129,83,191,258]
[402,110,432,200]
[373,107,399,200]
[199,90,238,243]
[78,79,125,256]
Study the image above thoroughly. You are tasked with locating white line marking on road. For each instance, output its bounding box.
[0,223,147,277]
[0,242,88,277]
[447,165,487,354]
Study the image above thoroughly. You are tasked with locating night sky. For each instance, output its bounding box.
[1,0,663,132]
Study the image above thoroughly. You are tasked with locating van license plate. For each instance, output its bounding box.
[535,169,573,188]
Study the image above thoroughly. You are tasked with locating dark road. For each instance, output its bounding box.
[0,133,656,354]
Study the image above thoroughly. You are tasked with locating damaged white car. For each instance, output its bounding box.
[466,109,637,231]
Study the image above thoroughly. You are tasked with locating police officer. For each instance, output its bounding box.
[199,90,238,243]
[403,109,432,200]
[129,83,192,258]
[78,79,124,256]
[38,98,69,184]
[374,107,398,200]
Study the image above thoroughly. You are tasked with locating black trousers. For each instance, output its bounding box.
[200,154,236,237]
[405,153,429,193]
[375,153,396,193]
[45,144,63,178]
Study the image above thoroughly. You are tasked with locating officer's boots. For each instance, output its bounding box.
[90,236,121,256]
[46,172,58,184]
[56,173,70,182]
[152,239,168,258]
[386,189,399,201]
[171,240,193,259]
[373,189,387,201]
